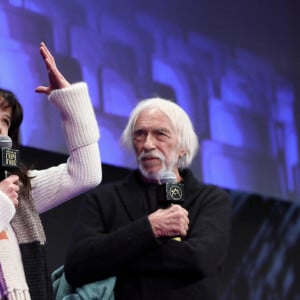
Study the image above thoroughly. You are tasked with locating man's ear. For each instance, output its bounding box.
[177,150,187,169]
[178,149,186,158]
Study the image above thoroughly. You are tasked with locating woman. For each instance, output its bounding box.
[0,42,102,300]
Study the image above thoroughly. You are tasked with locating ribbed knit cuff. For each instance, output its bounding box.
[5,288,30,300]
[48,82,100,151]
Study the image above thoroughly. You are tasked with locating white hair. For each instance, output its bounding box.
[121,97,199,168]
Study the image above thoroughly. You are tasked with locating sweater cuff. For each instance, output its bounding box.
[0,191,16,232]
[48,82,99,150]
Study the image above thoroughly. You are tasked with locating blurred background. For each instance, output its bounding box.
[1,0,299,202]
[1,1,300,298]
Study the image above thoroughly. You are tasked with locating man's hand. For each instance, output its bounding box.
[148,204,189,238]
[35,42,71,95]
[0,175,19,207]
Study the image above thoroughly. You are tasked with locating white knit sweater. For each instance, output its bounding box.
[0,82,102,299]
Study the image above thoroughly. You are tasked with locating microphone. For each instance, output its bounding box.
[157,171,184,208]
[157,170,184,241]
[0,136,20,181]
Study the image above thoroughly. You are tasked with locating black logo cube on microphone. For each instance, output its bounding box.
[1,148,20,170]
[157,182,184,207]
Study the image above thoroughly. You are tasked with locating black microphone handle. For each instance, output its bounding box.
[157,175,185,242]
[0,170,7,181]
[0,136,20,181]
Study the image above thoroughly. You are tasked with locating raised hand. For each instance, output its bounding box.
[148,204,189,238]
[0,175,20,207]
[35,42,71,95]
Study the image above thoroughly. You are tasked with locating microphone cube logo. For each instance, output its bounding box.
[1,148,20,169]
[166,183,184,203]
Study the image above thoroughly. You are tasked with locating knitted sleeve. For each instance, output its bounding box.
[0,190,16,232]
[29,82,102,214]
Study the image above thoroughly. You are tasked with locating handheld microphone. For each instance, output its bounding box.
[157,171,184,208]
[157,171,184,241]
[0,136,20,181]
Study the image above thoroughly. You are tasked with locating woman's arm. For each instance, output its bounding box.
[30,43,102,213]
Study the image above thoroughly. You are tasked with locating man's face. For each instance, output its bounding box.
[133,108,181,180]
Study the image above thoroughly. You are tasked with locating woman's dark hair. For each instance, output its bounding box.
[0,88,31,198]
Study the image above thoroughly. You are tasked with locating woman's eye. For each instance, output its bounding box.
[3,119,10,126]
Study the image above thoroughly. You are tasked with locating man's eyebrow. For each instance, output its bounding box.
[133,128,146,133]
[156,127,170,131]
[155,127,172,133]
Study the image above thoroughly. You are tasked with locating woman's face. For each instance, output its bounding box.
[0,101,12,136]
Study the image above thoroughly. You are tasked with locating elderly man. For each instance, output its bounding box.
[64,98,231,300]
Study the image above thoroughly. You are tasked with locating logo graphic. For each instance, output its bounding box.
[166,183,184,203]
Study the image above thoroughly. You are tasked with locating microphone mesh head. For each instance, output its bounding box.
[160,170,177,184]
[0,135,12,149]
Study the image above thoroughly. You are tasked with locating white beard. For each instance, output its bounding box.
[137,149,178,181]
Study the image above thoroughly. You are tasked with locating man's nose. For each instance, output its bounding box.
[143,134,156,150]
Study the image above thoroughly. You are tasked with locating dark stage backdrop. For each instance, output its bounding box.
[1,0,299,202]
[20,146,300,299]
